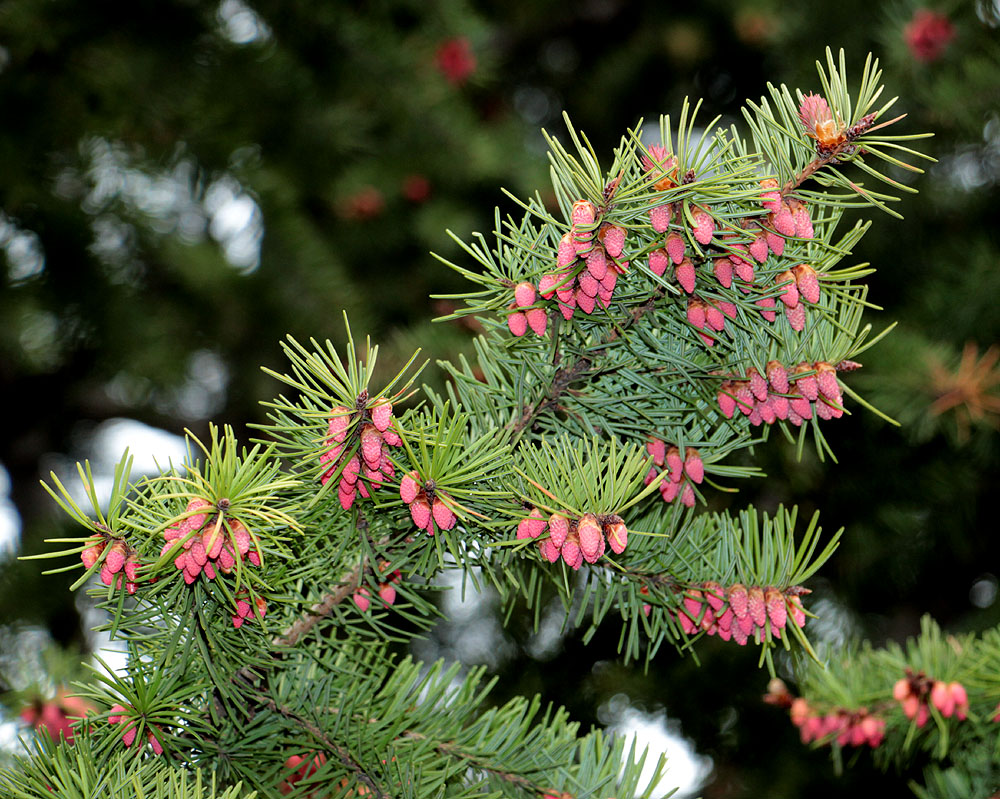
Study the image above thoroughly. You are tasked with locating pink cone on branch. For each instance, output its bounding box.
[548,513,569,549]
[507,309,528,336]
[793,264,821,304]
[525,307,548,336]
[692,206,715,245]
[683,449,704,483]
[713,257,733,288]
[577,514,605,563]
[648,248,670,277]
[649,204,672,233]
[604,516,628,554]
[514,281,536,308]
[676,259,696,294]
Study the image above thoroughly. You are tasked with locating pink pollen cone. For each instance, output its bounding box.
[327,407,351,442]
[775,271,800,308]
[571,200,596,229]
[666,447,684,482]
[702,581,726,611]
[577,514,605,563]
[728,583,749,618]
[604,516,628,554]
[705,304,726,332]
[765,588,787,628]
[379,584,397,605]
[794,364,819,401]
[748,368,769,402]
[538,273,561,299]
[557,233,577,268]
[399,472,420,504]
[931,681,955,717]
[514,281,536,308]
[717,386,737,419]
[507,310,528,337]
[646,436,666,466]
[432,499,456,531]
[692,207,715,245]
[732,257,755,284]
[748,586,767,627]
[586,247,608,281]
[600,224,626,258]
[517,508,547,540]
[793,264,821,304]
[361,425,384,468]
[713,257,733,288]
[548,514,569,549]
[526,307,548,336]
[684,450,704,484]
[766,230,785,256]
[785,302,806,331]
[577,270,599,298]
[748,232,769,263]
[105,541,127,574]
[759,178,781,212]
[538,538,561,563]
[686,300,706,329]
[666,233,685,265]
[649,204,671,233]
[766,360,789,394]
[561,531,583,570]
[815,362,841,402]
[371,401,393,432]
[649,248,670,277]
[676,260,696,293]
[409,497,432,532]
[756,297,777,323]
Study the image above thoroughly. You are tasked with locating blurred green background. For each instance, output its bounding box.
[1,0,998,795]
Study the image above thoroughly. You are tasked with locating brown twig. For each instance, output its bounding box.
[508,293,660,438]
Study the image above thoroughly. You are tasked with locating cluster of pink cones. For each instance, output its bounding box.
[161,498,260,585]
[673,581,808,645]
[771,264,821,331]
[108,705,163,755]
[506,281,548,337]
[790,699,887,748]
[399,471,457,535]
[535,199,629,320]
[354,561,402,611]
[759,178,814,241]
[518,508,628,569]
[643,438,704,507]
[893,670,969,727]
[685,296,738,346]
[717,359,846,426]
[82,534,141,595]
[320,398,401,511]
[232,591,267,629]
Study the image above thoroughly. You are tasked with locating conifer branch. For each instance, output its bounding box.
[401,731,541,792]
[508,293,661,437]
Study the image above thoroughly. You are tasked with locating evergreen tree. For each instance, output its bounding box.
[5,48,990,799]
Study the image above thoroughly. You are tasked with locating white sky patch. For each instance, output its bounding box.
[75,137,263,273]
[0,463,21,554]
[1,213,46,284]
[204,176,264,273]
[216,0,272,45]
[603,696,712,798]
[92,418,189,477]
